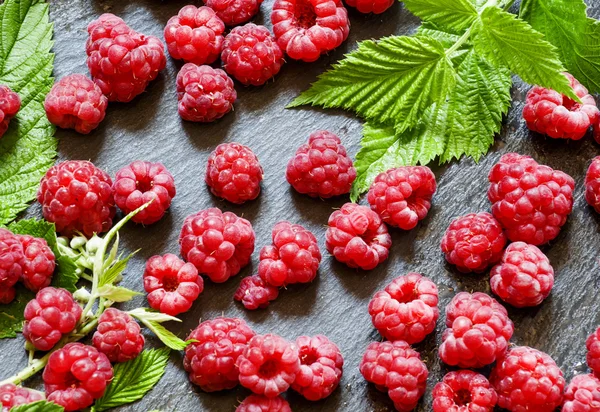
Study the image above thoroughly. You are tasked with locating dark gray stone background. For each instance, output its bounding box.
[3,0,600,410]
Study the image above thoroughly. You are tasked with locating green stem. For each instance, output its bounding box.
[446,27,472,55]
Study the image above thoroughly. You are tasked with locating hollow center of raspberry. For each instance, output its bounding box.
[258,360,280,378]
[563,97,580,111]
[293,0,317,29]
[393,287,420,303]
[136,177,154,192]
[162,274,179,292]
[300,349,318,366]
[454,388,471,406]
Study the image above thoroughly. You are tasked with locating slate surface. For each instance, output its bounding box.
[3,0,600,411]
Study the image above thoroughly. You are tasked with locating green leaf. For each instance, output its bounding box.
[0,285,34,339]
[91,347,170,412]
[129,308,190,350]
[97,285,141,302]
[403,0,478,32]
[520,0,600,93]
[98,252,134,287]
[11,400,64,412]
[0,0,56,225]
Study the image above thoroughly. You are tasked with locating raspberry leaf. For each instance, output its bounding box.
[11,400,64,412]
[97,285,141,302]
[402,0,478,32]
[0,284,34,339]
[129,308,192,350]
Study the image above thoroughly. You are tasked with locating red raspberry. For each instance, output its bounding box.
[205,143,263,204]
[563,374,600,412]
[326,202,392,270]
[490,345,565,412]
[23,287,83,351]
[179,208,255,283]
[439,292,514,368]
[176,63,237,123]
[440,212,506,273]
[113,160,176,225]
[0,84,21,138]
[359,340,428,411]
[183,317,255,391]
[586,326,600,376]
[43,342,113,411]
[0,287,15,305]
[271,0,350,62]
[368,272,439,344]
[292,335,343,401]
[0,229,24,298]
[206,0,263,26]
[286,130,356,198]
[221,24,284,86]
[238,334,301,398]
[43,74,108,134]
[258,221,321,287]
[37,160,116,237]
[234,275,279,310]
[488,153,575,245]
[18,235,56,292]
[490,241,554,308]
[143,254,203,316]
[86,13,166,102]
[432,370,498,412]
[344,0,394,13]
[367,166,436,230]
[523,73,599,140]
[585,157,600,213]
[236,394,292,412]
[92,308,145,363]
[0,384,44,411]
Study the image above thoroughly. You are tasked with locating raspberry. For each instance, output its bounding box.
[238,334,301,398]
[86,13,166,102]
[271,0,350,62]
[92,308,144,363]
[236,395,292,412]
[490,345,565,412]
[440,212,506,273]
[205,143,263,204]
[325,202,392,270]
[292,335,343,401]
[359,340,428,411]
[488,153,575,245]
[432,370,498,412]
[490,241,554,308]
[523,73,599,140]
[179,208,255,283]
[344,0,394,13]
[18,235,56,292]
[43,74,108,134]
[23,287,83,351]
[176,63,237,123]
[43,343,113,411]
[258,221,321,287]
[585,157,600,213]
[221,24,284,86]
[368,272,439,344]
[183,317,255,391]
[37,160,116,238]
[563,374,600,412]
[0,287,15,305]
[286,130,356,198]
[143,254,203,316]
[234,275,279,310]
[439,292,514,368]
[0,229,24,298]
[367,166,436,230]
[206,0,262,26]
[0,384,44,411]
[586,326,600,376]
[113,160,176,225]
[0,84,21,138]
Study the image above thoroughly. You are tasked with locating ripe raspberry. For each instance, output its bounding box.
[523,73,599,140]
[368,272,439,344]
[563,374,600,412]
[271,0,350,62]
[176,63,237,123]
[43,342,113,411]
[184,317,255,391]
[490,345,565,412]
[292,335,343,401]
[37,160,116,238]
[164,6,224,65]
[237,395,292,412]
[92,308,144,363]
[238,334,301,398]
[0,384,44,411]
[18,235,56,292]
[221,24,284,86]
[86,13,166,102]
[490,241,554,308]
[205,143,263,204]
[258,221,321,287]
[234,275,279,310]
[344,0,394,13]
[23,287,83,351]
[0,84,21,138]
[113,160,176,225]
[586,326,600,376]
[286,130,356,198]
[367,166,436,230]
[585,157,600,213]
[488,153,575,245]
[440,212,506,273]
[439,292,514,368]
[43,74,108,134]
[0,287,15,305]
[0,229,24,298]
[432,370,498,412]
[359,340,428,411]
[206,0,262,26]
[179,208,255,283]
[143,254,203,316]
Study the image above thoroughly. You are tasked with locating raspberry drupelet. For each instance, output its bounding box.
[368,273,439,344]
[0,229,24,303]
[0,384,44,411]
[0,84,20,138]
[234,275,279,310]
[236,394,292,412]
[585,157,600,213]
[92,308,145,363]
[563,374,600,412]
[586,326,600,376]
[432,370,498,412]
[344,0,394,13]
[206,0,263,26]
[18,234,56,292]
